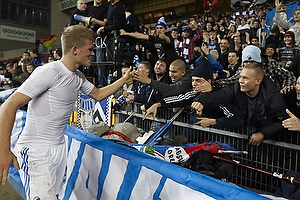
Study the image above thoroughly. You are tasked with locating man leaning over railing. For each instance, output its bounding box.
[192,60,288,146]
[144,59,244,129]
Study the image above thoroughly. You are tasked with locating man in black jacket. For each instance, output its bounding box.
[124,8,140,34]
[143,59,244,129]
[192,62,287,146]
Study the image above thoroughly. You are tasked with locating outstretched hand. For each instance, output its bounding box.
[143,103,160,120]
[123,66,133,83]
[282,109,300,131]
[280,85,293,94]
[193,78,212,93]
[132,70,151,84]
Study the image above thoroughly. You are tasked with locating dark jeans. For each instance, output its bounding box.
[94,37,107,87]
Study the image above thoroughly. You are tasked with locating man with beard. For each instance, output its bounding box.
[142,59,172,110]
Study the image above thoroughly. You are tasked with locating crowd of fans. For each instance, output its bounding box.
[1,0,300,146]
[113,0,300,147]
[0,48,61,89]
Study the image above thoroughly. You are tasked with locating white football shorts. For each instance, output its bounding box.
[15,143,67,200]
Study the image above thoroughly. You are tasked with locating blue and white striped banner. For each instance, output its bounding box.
[6,107,270,199]
[58,125,270,199]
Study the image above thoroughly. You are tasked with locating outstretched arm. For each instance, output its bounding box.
[133,71,192,98]
[89,67,132,101]
[120,29,149,40]
[91,18,107,27]
[194,104,244,129]
[194,117,216,128]
[131,70,151,84]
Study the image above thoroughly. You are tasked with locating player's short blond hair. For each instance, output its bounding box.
[61,25,95,56]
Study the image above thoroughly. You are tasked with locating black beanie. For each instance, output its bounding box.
[265,43,276,52]
[192,59,213,80]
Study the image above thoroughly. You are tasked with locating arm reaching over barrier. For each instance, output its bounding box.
[249,132,264,146]
[143,102,161,120]
[191,101,204,116]
[194,117,216,128]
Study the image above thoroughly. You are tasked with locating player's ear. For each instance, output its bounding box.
[71,46,77,55]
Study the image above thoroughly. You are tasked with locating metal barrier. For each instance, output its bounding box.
[115,104,300,194]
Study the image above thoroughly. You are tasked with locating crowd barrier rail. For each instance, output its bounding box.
[4,91,299,199]
[115,103,300,195]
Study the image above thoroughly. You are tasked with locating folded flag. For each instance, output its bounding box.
[41,34,57,51]
[249,0,267,9]
[185,141,236,155]
[203,0,218,13]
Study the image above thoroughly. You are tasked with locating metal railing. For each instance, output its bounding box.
[114,104,300,194]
